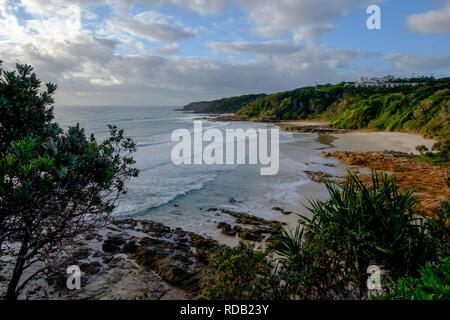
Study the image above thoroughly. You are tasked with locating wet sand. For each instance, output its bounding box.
[272,126,438,232]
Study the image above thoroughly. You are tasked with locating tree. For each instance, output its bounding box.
[415,145,429,155]
[0,62,59,153]
[0,62,139,300]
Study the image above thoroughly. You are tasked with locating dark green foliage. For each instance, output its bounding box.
[0,62,138,299]
[301,171,432,297]
[236,84,349,119]
[272,225,351,299]
[377,257,450,300]
[183,94,266,113]
[415,145,429,155]
[273,171,447,299]
[200,242,285,300]
[424,181,450,259]
[415,152,450,165]
[415,140,450,165]
[0,63,59,152]
[377,178,449,300]
[322,84,449,141]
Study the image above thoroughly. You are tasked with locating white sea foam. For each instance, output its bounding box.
[54,105,328,237]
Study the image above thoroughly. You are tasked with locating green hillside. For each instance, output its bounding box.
[234,78,449,140]
[324,83,449,140]
[236,84,347,119]
[182,93,266,113]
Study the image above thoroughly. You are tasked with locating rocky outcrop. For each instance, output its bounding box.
[322,150,450,217]
[209,208,285,242]
[2,219,220,300]
[272,207,293,215]
[304,170,337,183]
[106,219,219,295]
[278,124,351,134]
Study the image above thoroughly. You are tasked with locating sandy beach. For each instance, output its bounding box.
[268,121,439,231]
[276,119,437,154]
[331,131,436,154]
[196,118,442,240]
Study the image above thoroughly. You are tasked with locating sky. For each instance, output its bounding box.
[0,0,450,106]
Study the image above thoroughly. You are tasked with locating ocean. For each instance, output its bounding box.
[54,105,335,241]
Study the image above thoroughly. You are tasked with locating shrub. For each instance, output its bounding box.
[273,225,353,299]
[415,145,429,155]
[203,171,448,300]
[272,171,437,299]
[377,257,450,300]
[200,242,284,300]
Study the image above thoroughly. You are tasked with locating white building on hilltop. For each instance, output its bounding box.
[354,75,422,88]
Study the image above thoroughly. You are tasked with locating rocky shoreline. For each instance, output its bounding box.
[3,114,445,300]
[1,207,291,300]
[208,115,351,134]
[1,219,219,300]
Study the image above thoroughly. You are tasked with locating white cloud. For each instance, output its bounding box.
[207,40,301,56]
[406,0,450,35]
[1,0,447,106]
[90,76,123,86]
[384,53,450,73]
[113,11,197,42]
[237,0,366,43]
[158,42,180,55]
[169,0,227,15]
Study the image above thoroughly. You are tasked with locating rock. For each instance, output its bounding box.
[154,257,196,289]
[123,241,139,254]
[279,124,351,134]
[304,170,335,183]
[217,222,237,236]
[323,150,450,217]
[3,217,218,300]
[73,247,91,260]
[239,231,262,242]
[140,221,172,237]
[102,235,125,254]
[80,262,101,275]
[272,207,293,215]
[133,247,169,269]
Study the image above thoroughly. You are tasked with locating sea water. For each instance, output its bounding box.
[54,105,333,240]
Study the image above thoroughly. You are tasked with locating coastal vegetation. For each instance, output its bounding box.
[182,93,266,113]
[414,142,449,165]
[202,171,449,300]
[184,78,450,143]
[0,62,139,299]
[1,60,447,300]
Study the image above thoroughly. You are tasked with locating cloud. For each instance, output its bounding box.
[113,11,197,42]
[1,0,447,107]
[169,0,227,15]
[0,0,376,106]
[406,0,450,35]
[90,76,123,86]
[207,40,302,56]
[109,0,227,15]
[236,0,368,43]
[384,53,450,73]
[157,42,180,55]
